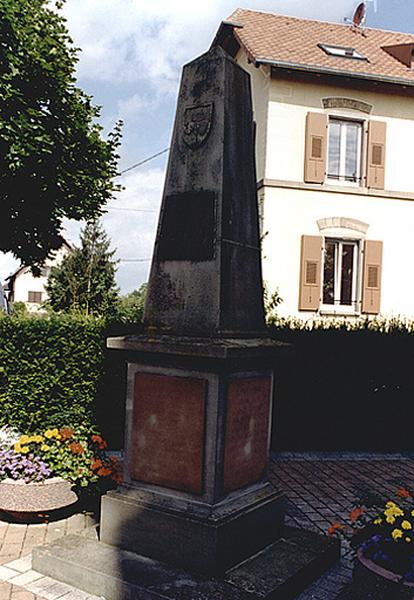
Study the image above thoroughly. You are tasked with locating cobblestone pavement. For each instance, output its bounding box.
[270,452,414,599]
[1,453,414,599]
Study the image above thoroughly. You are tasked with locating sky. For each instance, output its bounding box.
[1,0,413,293]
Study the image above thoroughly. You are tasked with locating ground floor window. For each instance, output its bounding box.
[28,291,42,303]
[322,238,359,310]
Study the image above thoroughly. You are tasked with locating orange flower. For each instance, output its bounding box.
[398,488,411,499]
[59,427,74,440]
[349,507,365,523]
[91,434,107,450]
[69,442,84,455]
[327,522,342,536]
[91,458,103,471]
[97,467,112,477]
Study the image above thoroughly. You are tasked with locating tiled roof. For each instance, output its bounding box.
[229,8,414,85]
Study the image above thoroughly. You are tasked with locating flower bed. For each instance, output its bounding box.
[328,487,414,589]
[0,425,122,516]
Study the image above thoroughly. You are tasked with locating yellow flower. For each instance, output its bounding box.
[392,529,403,541]
[32,435,44,444]
[406,537,412,543]
[402,520,412,530]
[385,506,404,519]
[19,435,30,444]
[44,428,59,439]
[386,515,396,524]
[13,443,21,453]
[19,446,29,454]
[374,518,382,525]
[411,510,414,518]
[386,501,396,508]
[40,444,50,452]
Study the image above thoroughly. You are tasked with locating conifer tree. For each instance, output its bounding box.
[46,221,119,315]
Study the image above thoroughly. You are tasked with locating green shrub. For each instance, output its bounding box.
[0,313,105,432]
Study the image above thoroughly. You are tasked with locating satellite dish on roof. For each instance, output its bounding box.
[353,2,367,27]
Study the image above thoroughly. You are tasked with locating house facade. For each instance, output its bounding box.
[214,9,414,319]
[6,240,71,312]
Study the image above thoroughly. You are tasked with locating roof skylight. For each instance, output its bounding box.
[318,43,367,61]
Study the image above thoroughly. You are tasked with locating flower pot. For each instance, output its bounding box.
[0,477,78,514]
[354,549,414,599]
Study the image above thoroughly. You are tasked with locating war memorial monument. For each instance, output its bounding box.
[33,43,339,599]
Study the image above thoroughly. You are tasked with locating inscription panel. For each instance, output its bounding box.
[157,191,215,261]
[223,377,271,494]
[130,373,206,494]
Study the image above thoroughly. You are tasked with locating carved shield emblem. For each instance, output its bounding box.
[183,103,214,149]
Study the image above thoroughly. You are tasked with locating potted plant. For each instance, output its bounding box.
[0,425,122,516]
[328,488,414,598]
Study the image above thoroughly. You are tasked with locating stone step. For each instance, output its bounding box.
[32,526,339,600]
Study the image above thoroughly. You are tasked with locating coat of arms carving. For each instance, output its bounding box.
[182,103,214,149]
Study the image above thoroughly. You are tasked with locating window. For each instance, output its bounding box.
[28,291,42,303]
[318,44,367,61]
[327,119,363,184]
[322,238,359,311]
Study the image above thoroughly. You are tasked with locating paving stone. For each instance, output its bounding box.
[0,567,20,582]
[7,572,43,587]
[5,556,32,574]
[0,581,11,600]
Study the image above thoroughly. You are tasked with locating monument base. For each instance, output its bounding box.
[33,526,340,600]
[100,483,284,575]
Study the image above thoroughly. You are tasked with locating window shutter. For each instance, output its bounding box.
[304,112,327,184]
[366,121,386,189]
[362,240,383,314]
[299,235,322,311]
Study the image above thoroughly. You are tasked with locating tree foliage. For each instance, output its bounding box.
[0,0,121,269]
[46,220,119,315]
[115,284,147,323]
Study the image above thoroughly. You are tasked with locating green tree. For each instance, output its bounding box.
[115,284,147,323]
[0,0,121,270]
[46,220,119,315]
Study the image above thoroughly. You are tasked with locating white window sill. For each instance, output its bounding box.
[319,307,361,317]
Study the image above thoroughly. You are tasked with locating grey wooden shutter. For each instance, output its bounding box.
[366,121,386,189]
[362,240,383,314]
[304,113,327,184]
[299,235,322,311]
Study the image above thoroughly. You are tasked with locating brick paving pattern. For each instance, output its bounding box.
[270,452,414,599]
[0,453,414,599]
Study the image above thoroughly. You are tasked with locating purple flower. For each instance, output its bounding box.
[0,449,52,483]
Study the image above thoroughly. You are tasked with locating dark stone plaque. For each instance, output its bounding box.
[157,192,215,261]
[223,377,271,493]
[130,373,207,494]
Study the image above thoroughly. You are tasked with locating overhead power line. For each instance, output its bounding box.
[119,258,151,263]
[106,207,157,213]
[118,148,169,176]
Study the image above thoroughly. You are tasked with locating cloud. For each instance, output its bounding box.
[64,0,358,92]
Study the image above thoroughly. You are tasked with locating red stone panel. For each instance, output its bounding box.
[130,372,206,494]
[223,376,271,494]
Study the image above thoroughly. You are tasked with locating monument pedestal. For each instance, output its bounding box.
[100,334,288,575]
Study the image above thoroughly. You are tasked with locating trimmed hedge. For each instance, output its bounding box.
[269,318,414,451]
[0,314,106,432]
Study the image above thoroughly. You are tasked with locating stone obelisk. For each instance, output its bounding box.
[100,45,286,574]
[32,43,339,600]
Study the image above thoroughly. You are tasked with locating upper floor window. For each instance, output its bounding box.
[304,112,386,190]
[327,119,363,184]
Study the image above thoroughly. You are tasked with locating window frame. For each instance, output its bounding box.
[326,117,364,187]
[320,237,362,315]
[318,43,367,61]
[28,291,42,304]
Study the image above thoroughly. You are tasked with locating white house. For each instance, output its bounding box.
[213,9,414,319]
[5,240,71,312]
